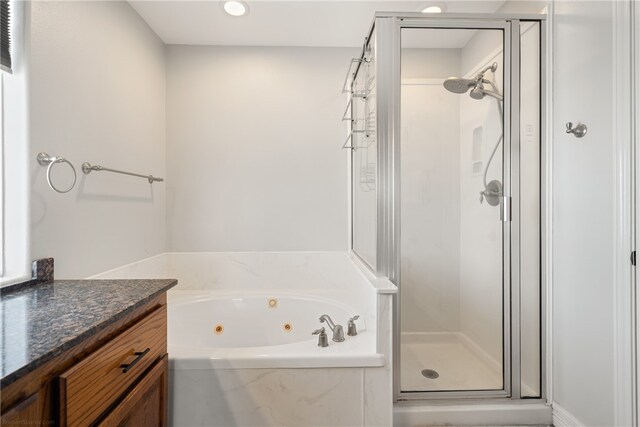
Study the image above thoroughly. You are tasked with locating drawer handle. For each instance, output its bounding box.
[120,348,150,373]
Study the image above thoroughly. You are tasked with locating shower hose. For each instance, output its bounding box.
[480,79,504,203]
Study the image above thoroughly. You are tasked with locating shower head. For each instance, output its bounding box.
[443,77,476,94]
[470,82,485,100]
[471,80,504,101]
[443,62,500,98]
[445,78,502,101]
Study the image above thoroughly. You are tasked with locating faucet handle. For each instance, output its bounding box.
[312,327,329,347]
[347,315,360,336]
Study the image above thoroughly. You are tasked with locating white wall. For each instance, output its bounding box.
[401,48,462,79]
[165,46,354,252]
[29,1,166,278]
[552,1,616,425]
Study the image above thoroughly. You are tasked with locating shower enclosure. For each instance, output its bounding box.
[346,13,545,400]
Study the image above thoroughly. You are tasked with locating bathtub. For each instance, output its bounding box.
[168,291,383,369]
[91,251,396,426]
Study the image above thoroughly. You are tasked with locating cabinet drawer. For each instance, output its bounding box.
[59,305,167,427]
[97,356,168,427]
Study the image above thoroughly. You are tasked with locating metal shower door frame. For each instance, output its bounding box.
[369,13,541,402]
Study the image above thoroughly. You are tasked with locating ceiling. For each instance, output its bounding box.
[130,1,505,48]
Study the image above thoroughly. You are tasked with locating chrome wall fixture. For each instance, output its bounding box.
[36,152,77,194]
[341,57,364,94]
[81,162,164,184]
[341,46,376,151]
[341,57,363,151]
[566,121,587,138]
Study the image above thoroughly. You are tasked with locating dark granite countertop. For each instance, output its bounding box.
[0,279,177,387]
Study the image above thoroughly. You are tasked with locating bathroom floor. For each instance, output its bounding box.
[400,333,502,391]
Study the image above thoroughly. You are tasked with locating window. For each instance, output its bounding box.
[1,0,29,286]
[1,72,5,278]
[0,0,11,73]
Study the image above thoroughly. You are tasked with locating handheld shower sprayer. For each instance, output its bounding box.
[477,62,498,77]
[443,62,502,101]
[442,62,504,206]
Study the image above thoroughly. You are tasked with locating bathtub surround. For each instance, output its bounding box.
[28,1,166,279]
[92,251,396,426]
[171,368,379,426]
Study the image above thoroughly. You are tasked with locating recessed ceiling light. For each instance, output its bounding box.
[222,0,248,17]
[420,2,447,13]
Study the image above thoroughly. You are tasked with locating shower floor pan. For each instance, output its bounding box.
[400,332,502,392]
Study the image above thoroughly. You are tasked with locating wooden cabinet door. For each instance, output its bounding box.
[97,356,168,427]
[59,306,167,427]
[1,393,39,426]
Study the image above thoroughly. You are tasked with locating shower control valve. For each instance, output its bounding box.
[479,180,503,207]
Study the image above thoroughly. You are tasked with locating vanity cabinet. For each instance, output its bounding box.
[1,293,169,427]
[0,393,40,426]
[97,356,168,426]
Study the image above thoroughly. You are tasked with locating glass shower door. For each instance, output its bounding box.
[398,24,509,395]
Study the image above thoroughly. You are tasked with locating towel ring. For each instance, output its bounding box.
[37,152,77,194]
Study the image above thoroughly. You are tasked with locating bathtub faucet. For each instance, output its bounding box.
[319,314,345,342]
[312,327,329,347]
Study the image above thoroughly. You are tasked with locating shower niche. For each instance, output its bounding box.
[348,14,544,401]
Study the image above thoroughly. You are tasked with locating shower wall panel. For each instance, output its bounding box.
[399,50,461,334]
[400,82,461,333]
[458,46,505,369]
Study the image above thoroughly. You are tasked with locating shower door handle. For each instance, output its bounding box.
[500,196,511,222]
